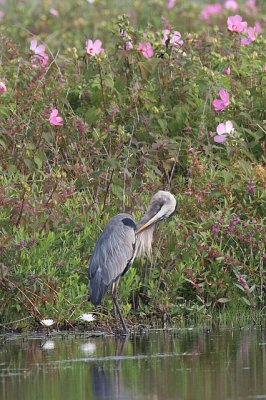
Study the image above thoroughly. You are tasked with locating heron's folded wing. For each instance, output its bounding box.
[89,213,136,287]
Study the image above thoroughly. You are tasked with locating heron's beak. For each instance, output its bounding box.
[135,208,165,234]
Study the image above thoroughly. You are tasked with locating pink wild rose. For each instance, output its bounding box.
[162,30,184,47]
[166,0,176,9]
[254,21,262,34]
[49,108,63,126]
[241,26,256,45]
[214,120,234,143]
[224,0,239,11]
[86,39,104,56]
[212,89,230,112]
[138,42,154,58]
[200,3,223,21]
[245,0,258,15]
[49,8,59,17]
[0,81,7,93]
[125,41,133,51]
[224,66,231,75]
[30,39,49,67]
[227,15,248,32]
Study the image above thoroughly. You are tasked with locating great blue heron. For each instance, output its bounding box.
[88,190,176,333]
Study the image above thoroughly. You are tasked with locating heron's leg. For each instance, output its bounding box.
[112,279,128,334]
[112,282,118,325]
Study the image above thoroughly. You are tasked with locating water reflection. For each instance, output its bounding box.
[0,328,265,400]
[91,338,134,400]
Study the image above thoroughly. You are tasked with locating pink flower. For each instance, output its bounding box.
[227,15,248,32]
[30,39,49,67]
[162,30,184,47]
[254,21,262,34]
[125,41,133,51]
[224,0,239,11]
[0,81,7,93]
[245,0,258,15]
[0,10,4,19]
[224,66,231,75]
[49,108,63,126]
[138,42,154,58]
[86,39,104,56]
[214,120,234,143]
[49,8,59,17]
[212,89,230,112]
[241,26,256,45]
[238,272,248,290]
[166,0,176,9]
[264,64,266,72]
[200,3,223,21]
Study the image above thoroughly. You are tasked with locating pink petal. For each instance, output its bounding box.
[225,120,233,133]
[216,123,226,135]
[94,39,102,49]
[50,109,58,117]
[219,89,230,105]
[241,37,250,45]
[213,99,225,112]
[30,39,37,51]
[56,117,63,125]
[214,134,228,143]
[35,44,46,54]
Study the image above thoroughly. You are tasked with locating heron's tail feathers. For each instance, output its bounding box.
[89,270,109,306]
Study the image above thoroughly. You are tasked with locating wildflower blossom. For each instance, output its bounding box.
[224,66,231,75]
[238,272,248,290]
[224,0,239,11]
[227,15,247,32]
[247,181,256,193]
[49,8,59,17]
[138,42,154,58]
[49,108,63,126]
[125,41,133,50]
[245,0,258,15]
[241,26,256,45]
[40,319,54,327]
[0,81,7,93]
[162,30,184,47]
[79,313,96,322]
[214,120,234,143]
[30,39,49,67]
[254,21,262,34]
[166,0,176,9]
[86,39,104,56]
[212,89,230,112]
[200,3,223,21]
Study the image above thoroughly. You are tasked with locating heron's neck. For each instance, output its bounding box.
[136,215,156,257]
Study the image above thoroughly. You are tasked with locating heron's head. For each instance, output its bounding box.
[136,190,177,234]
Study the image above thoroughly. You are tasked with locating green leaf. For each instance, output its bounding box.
[217,298,229,303]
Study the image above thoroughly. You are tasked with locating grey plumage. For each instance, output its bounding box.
[88,190,177,332]
[89,214,136,306]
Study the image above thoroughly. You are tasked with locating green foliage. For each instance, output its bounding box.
[0,0,265,330]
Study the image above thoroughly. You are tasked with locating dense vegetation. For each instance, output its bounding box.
[0,0,265,331]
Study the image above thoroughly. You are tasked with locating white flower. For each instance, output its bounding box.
[40,319,54,327]
[79,313,96,322]
[80,342,96,354]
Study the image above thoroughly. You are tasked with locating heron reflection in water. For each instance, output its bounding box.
[92,338,134,400]
[88,191,177,333]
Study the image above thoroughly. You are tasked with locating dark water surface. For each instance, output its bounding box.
[1,327,265,400]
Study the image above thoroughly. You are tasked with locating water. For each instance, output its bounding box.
[0,327,265,400]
